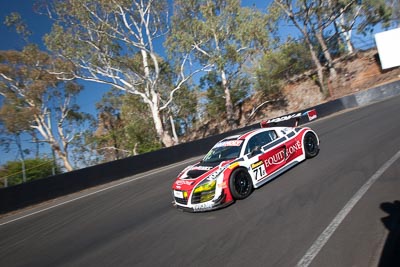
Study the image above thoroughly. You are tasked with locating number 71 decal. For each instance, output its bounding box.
[251,161,267,180]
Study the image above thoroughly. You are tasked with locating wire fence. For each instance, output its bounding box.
[0,159,54,188]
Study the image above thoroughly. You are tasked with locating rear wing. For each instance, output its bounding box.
[260,109,317,128]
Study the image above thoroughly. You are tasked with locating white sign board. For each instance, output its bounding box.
[375,28,400,69]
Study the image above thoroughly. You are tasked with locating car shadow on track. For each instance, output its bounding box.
[378,200,400,267]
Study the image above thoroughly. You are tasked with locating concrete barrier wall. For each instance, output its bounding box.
[0,79,399,214]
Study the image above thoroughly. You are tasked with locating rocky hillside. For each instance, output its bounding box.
[183,49,400,142]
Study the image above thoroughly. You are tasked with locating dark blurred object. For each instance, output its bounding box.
[379,200,400,267]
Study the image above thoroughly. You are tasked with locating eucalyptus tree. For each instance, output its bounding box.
[199,70,248,122]
[43,0,208,147]
[271,0,392,95]
[355,0,392,32]
[271,0,343,95]
[328,0,392,54]
[93,89,126,161]
[120,94,162,154]
[256,40,313,96]
[92,80,197,161]
[166,0,269,127]
[171,84,198,135]
[0,45,87,171]
[93,88,161,161]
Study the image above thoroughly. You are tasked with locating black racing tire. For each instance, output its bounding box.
[304,132,319,159]
[229,168,253,200]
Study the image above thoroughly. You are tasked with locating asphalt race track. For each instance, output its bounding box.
[1,95,400,267]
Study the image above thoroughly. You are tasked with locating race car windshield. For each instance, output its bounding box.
[202,140,243,163]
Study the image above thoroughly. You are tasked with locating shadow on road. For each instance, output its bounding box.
[379,200,400,267]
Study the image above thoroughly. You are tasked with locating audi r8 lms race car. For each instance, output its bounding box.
[172,109,320,212]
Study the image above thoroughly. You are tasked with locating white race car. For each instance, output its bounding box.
[172,110,320,212]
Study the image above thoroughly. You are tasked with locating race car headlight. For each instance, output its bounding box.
[193,180,216,194]
[192,180,216,203]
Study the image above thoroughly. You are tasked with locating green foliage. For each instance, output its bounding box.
[0,45,74,133]
[256,41,313,97]
[200,71,248,119]
[356,0,393,33]
[168,0,270,69]
[170,85,198,134]
[91,89,126,161]
[0,44,91,171]
[121,94,162,154]
[167,0,270,124]
[0,158,61,187]
[0,103,33,133]
[92,89,162,162]
[4,12,32,42]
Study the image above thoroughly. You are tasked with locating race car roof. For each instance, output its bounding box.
[220,128,275,143]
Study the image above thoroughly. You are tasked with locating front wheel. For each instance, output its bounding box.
[304,132,319,158]
[229,168,253,200]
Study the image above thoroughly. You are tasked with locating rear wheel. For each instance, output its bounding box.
[229,168,253,200]
[304,132,319,158]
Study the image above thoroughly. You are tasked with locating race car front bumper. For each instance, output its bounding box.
[173,191,233,212]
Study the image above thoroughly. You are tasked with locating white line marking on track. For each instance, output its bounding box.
[297,149,400,267]
[0,157,201,227]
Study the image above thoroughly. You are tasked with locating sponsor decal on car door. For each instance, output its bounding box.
[260,145,287,175]
[284,138,303,163]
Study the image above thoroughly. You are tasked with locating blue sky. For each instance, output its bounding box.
[0,0,111,115]
[0,1,49,50]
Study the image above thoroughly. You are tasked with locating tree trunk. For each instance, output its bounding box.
[169,115,179,145]
[304,37,328,95]
[52,145,73,172]
[339,4,358,55]
[328,0,355,55]
[338,13,354,54]
[133,143,138,156]
[149,101,175,147]
[278,3,329,96]
[15,134,27,183]
[58,153,73,172]
[220,69,236,127]
[315,30,337,84]
[140,46,175,147]
[343,31,354,54]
